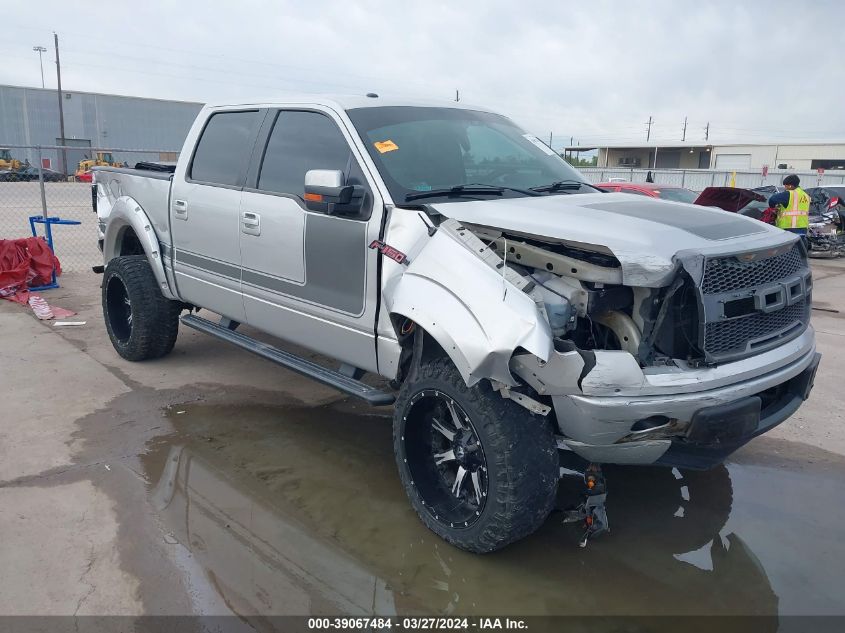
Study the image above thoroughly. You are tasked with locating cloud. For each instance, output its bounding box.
[4,0,844,145]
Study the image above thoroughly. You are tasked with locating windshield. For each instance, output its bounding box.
[655,187,698,204]
[347,106,588,203]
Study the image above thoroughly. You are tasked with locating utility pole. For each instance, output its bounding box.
[682,116,687,141]
[704,122,710,141]
[54,32,67,175]
[645,116,653,141]
[33,46,47,88]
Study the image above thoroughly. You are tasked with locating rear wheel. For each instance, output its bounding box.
[394,357,559,553]
[102,255,182,361]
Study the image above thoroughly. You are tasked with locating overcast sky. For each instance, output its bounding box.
[4,0,844,148]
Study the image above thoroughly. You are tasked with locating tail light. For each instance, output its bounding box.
[829,196,839,209]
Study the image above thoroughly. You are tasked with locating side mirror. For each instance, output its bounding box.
[304,169,364,215]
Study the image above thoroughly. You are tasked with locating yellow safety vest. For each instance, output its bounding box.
[776,187,810,230]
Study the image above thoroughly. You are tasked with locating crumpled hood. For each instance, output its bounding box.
[430,192,794,287]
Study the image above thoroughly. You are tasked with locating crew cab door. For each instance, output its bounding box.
[169,109,264,322]
[238,107,384,373]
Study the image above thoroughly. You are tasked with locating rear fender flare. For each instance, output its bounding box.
[103,196,175,300]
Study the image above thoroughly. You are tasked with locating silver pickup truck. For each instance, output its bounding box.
[93,95,820,552]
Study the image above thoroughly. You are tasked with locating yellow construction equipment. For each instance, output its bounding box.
[76,152,120,178]
[0,148,22,171]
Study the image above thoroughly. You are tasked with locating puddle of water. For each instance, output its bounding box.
[139,400,845,620]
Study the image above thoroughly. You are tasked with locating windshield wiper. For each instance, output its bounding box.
[530,180,599,193]
[404,183,540,202]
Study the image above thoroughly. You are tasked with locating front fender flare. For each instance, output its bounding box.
[103,196,175,300]
[384,228,552,387]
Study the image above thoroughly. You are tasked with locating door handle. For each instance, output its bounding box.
[173,199,188,219]
[241,211,261,235]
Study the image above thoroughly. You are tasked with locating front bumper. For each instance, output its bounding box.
[553,347,821,469]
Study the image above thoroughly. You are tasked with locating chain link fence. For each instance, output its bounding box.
[578,167,845,191]
[0,145,179,273]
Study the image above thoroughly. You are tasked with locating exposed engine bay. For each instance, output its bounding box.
[456,220,676,369]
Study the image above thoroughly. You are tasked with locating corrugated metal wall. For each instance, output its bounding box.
[0,85,202,168]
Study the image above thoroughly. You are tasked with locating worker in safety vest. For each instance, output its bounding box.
[767,174,810,237]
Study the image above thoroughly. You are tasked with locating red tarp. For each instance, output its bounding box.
[0,237,62,304]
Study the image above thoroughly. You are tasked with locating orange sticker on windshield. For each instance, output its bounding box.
[374,139,399,153]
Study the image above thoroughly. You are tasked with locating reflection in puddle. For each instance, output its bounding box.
[140,401,845,622]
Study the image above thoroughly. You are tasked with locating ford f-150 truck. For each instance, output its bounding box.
[93,95,820,552]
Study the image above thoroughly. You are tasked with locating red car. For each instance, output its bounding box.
[596,182,699,204]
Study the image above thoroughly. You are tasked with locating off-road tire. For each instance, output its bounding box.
[102,255,181,361]
[394,357,559,553]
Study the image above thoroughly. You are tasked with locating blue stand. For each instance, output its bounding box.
[28,216,82,291]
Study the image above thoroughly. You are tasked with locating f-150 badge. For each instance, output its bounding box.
[369,240,409,265]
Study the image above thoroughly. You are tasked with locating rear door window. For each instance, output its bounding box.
[190,110,261,187]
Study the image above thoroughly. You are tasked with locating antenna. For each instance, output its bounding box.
[645,116,653,141]
[417,212,437,236]
[682,116,687,141]
[704,122,710,141]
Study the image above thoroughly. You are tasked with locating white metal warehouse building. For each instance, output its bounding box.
[0,84,202,171]
[577,141,845,172]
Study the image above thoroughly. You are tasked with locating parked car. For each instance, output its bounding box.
[806,186,845,219]
[93,95,820,553]
[693,186,772,219]
[15,166,66,182]
[596,181,699,203]
[803,187,845,258]
[751,185,785,196]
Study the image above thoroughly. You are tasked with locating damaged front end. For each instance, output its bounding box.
[501,231,818,469]
[384,209,819,471]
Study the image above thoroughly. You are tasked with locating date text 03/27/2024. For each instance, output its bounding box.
[307,617,528,630]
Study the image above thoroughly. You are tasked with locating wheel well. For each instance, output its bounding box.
[117,227,144,256]
[389,315,447,387]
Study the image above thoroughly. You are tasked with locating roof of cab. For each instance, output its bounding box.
[203,93,494,113]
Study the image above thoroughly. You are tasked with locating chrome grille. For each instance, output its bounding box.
[704,300,808,357]
[701,245,803,294]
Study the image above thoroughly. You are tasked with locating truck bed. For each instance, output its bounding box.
[93,166,173,248]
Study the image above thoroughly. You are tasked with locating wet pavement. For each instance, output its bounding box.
[137,398,845,624]
[5,265,845,631]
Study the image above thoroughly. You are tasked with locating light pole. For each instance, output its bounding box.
[33,46,47,88]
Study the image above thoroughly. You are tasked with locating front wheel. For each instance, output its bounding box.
[394,357,559,553]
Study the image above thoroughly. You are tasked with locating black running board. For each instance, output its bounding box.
[181,314,395,406]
